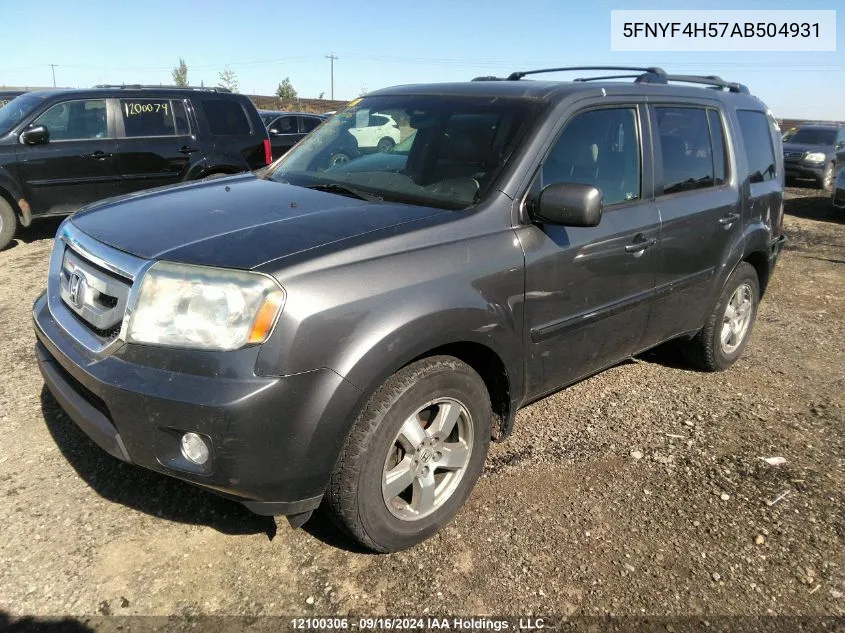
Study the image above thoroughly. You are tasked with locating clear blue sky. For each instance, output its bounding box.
[2,0,842,119]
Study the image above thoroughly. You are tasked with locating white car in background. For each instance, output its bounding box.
[349,112,401,152]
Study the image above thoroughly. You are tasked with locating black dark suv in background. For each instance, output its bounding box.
[0,86,271,250]
[782,123,845,189]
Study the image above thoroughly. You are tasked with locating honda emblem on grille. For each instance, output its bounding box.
[68,271,86,309]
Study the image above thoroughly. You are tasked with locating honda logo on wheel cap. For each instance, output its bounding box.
[68,271,86,309]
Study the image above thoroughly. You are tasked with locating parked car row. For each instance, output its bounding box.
[31,67,786,552]
[781,123,845,190]
[0,85,274,250]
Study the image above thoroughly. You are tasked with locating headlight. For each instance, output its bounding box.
[804,152,826,163]
[127,262,285,350]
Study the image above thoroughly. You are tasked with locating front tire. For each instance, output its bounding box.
[820,162,834,190]
[327,356,491,552]
[0,197,17,251]
[376,137,395,153]
[682,262,760,371]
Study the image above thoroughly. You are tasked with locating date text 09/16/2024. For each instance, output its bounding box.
[290,617,546,630]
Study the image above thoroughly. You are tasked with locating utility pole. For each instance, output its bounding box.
[325,53,338,100]
[49,64,57,87]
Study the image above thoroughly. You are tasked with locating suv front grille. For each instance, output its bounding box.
[783,151,804,161]
[59,248,132,342]
[47,222,148,356]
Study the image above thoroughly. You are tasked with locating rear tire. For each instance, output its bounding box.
[326,356,491,553]
[376,137,395,153]
[681,262,760,371]
[0,197,17,251]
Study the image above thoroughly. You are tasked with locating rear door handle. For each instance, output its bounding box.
[87,151,113,160]
[178,145,199,154]
[719,213,740,225]
[625,237,657,253]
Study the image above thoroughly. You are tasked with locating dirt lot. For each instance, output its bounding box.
[0,188,843,625]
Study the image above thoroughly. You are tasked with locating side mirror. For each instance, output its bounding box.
[531,183,603,227]
[835,141,844,151]
[20,125,49,146]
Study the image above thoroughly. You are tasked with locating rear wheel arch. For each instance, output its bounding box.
[743,250,770,297]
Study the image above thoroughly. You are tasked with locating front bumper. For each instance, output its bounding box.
[832,187,845,209]
[33,291,362,516]
[784,162,825,182]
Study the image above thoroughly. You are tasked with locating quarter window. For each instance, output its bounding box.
[736,110,777,183]
[34,100,107,141]
[655,107,716,194]
[120,99,188,137]
[201,99,250,135]
[542,107,641,205]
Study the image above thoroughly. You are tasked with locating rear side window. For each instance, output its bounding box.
[542,107,641,205]
[120,99,189,137]
[369,114,390,127]
[300,116,321,133]
[201,99,250,135]
[655,107,717,194]
[737,110,777,183]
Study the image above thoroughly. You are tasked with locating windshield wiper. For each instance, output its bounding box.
[305,183,383,202]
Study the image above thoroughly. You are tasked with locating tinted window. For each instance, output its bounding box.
[370,114,390,127]
[120,99,187,137]
[271,116,297,134]
[656,107,715,194]
[708,109,728,185]
[737,110,777,183]
[542,107,641,205]
[788,127,837,145]
[35,100,107,141]
[300,116,321,133]
[201,99,250,135]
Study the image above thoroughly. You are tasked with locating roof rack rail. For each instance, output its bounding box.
[634,73,749,93]
[93,84,231,93]
[573,74,642,82]
[505,66,667,81]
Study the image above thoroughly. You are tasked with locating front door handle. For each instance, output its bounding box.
[625,237,658,254]
[719,213,740,225]
[178,145,199,154]
[87,151,113,160]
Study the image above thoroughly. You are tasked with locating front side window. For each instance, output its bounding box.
[655,107,716,194]
[120,99,188,137]
[266,95,539,210]
[737,110,777,183]
[34,99,107,141]
[270,116,297,134]
[201,99,250,135]
[542,107,641,205]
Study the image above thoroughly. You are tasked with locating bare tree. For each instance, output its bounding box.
[275,77,298,99]
[217,67,239,93]
[171,58,188,87]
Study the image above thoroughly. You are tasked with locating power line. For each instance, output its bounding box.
[49,64,57,87]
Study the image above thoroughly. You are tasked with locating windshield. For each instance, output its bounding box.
[0,93,46,136]
[789,128,837,145]
[265,94,539,210]
[259,112,278,127]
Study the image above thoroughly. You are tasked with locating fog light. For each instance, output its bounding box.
[180,432,209,465]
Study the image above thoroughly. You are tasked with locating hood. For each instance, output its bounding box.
[783,142,831,154]
[71,174,448,269]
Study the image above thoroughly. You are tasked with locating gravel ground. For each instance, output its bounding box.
[0,188,843,625]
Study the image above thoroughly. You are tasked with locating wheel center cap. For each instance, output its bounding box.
[420,448,434,463]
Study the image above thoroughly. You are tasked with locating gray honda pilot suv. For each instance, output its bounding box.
[33,67,786,552]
